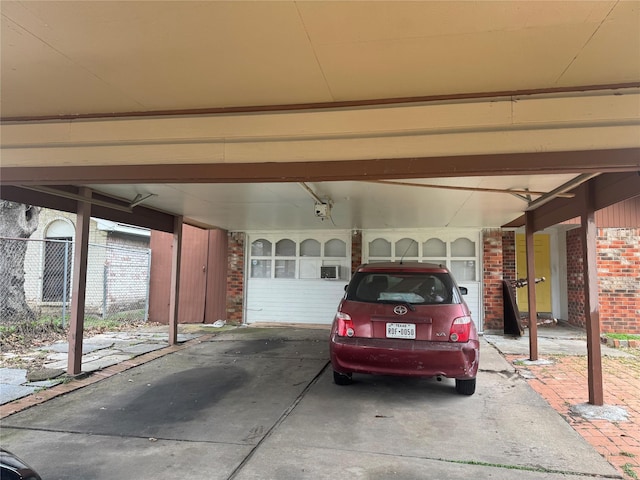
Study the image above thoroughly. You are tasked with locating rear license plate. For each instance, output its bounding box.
[386,323,416,339]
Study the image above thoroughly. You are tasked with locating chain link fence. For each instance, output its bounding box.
[0,237,151,326]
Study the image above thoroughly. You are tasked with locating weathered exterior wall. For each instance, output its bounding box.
[104,234,150,314]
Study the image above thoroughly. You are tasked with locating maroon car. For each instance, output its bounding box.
[329,262,479,395]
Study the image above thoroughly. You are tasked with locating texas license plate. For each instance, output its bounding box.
[386,323,416,339]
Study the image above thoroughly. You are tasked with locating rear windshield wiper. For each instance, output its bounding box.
[377,300,416,311]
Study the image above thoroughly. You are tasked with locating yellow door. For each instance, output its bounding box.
[515,234,552,313]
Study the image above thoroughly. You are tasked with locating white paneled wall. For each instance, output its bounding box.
[457,282,481,331]
[246,278,346,324]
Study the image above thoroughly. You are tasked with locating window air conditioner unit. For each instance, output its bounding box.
[320,265,340,279]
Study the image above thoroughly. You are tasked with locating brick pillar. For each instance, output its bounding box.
[483,229,504,330]
[226,232,245,324]
[502,230,516,283]
[566,228,586,328]
[351,230,362,274]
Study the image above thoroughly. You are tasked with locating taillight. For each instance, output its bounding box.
[336,312,355,337]
[449,316,472,342]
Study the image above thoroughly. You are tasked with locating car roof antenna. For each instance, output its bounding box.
[399,239,417,265]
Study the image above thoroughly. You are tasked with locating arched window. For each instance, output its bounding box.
[451,238,476,281]
[423,238,446,257]
[325,239,346,257]
[300,239,321,257]
[395,238,418,258]
[275,239,296,278]
[369,238,391,258]
[45,219,74,238]
[249,234,349,279]
[275,239,296,256]
[251,239,272,256]
[43,219,74,302]
[251,239,272,278]
[451,238,475,256]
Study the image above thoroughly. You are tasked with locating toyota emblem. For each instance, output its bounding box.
[393,305,408,315]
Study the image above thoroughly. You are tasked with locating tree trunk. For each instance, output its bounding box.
[0,201,41,323]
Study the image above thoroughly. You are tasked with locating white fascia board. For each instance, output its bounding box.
[94,218,151,237]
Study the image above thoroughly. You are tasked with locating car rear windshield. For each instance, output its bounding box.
[346,272,462,305]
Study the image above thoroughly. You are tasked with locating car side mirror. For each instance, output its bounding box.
[344,284,349,292]
[459,286,468,295]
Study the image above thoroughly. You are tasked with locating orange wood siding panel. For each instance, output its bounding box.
[148,230,173,324]
[563,197,640,228]
[177,225,208,323]
[204,229,229,323]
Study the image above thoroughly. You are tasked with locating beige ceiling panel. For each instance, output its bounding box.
[3,123,638,168]
[555,1,640,85]
[513,92,640,125]
[5,91,634,151]
[1,1,332,115]
[1,143,226,167]
[223,125,640,162]
[1,101,512,148]
[0,15,145,116]
[315,23,622,100]
[3,1,632,119]
[71,4,331,109]
[298,1,616,44]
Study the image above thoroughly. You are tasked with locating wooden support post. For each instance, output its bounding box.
[525,211,538,361]
[67,188,91,376]
[169,215,183,345]
[581,184,604,406]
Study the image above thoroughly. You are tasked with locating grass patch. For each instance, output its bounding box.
[0,318,66,346]
[604,333,640,341]
[1,312,150,354]
[622,463,638,480]
[440,458,579,475]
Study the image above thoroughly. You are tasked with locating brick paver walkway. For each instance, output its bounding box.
[507,353,640,480]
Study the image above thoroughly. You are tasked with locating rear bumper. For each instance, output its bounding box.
[330,335,479,380]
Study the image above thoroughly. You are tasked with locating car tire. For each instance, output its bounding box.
[333,371,353,385]
[455,378,476,395]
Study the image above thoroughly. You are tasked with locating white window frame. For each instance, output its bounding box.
[363,229,481,281]
[247,231,351,280]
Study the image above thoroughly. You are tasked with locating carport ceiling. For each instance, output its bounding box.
[2,1,639,117]
[1,1,639,231]
[88,176,580,231]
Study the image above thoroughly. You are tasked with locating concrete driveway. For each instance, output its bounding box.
[0,326,619,479]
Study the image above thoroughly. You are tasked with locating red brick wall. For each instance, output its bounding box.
[502,231,516,283]
[351,230,362,275]
[567,227,640,333]
[566,229,586,328]
[226,232,245,324]
[597,228,640,334]
[483,229,504,330]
